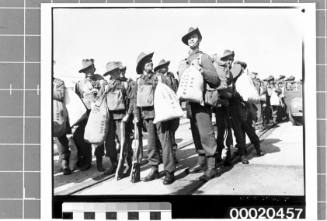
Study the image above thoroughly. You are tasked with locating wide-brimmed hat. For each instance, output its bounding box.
[116,61,126,71]
[154,59,170,72]
[277,75,286,81]
[136,52,154,74]
[182,27,202,45]
[78,59,95,73]
[221,50,235,61]
[285,75,295,81]
[267,75,275,82]
[103,61,120,76]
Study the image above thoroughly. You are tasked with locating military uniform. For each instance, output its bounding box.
[159,71,179,157]
[123,78,140,172]
[252,78,263,127]
[181,49,220,178]
[74,74,108,169]
[135,72,176,174]
[53,77,71,175]
[105,78,127,169]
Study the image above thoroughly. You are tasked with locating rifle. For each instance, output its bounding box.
[115,121,125,180]
[130,121,142,183]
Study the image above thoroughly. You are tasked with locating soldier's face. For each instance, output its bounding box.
[120,69,126,78]
[188,34,200,49]
[111,70,120,80]
[226,57,234,68]
[249,72,256,79]
[157,67,168,74]
[143,60,153,73]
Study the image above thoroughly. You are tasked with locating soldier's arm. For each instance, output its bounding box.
[74,82,81,98]
[200,54,220,88]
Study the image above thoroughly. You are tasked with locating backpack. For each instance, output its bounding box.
[204,56,233,107]
[136,77,155,107]
[106,80,126,111]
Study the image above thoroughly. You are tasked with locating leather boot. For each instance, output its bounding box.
[190,155,207,173]
[199,157,216,181]
[103,158,117,175]
[143,166,159,182]
[62,160,72,175]
[123,155,132,175]
[163,171,175,185]
[79,163,91,171]
[254,144,264,156]
[96,156,105,172]
[173,149,178,164]
[241,155,249,164]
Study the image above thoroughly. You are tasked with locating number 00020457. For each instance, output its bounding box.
[229,207,304,219]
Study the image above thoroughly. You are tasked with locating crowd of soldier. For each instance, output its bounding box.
[53,26,300,185]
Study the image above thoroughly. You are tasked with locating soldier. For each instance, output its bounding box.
[179,27,220,180]
[154,59,180,164]
[215,51,248,164]
[134,52,176,185]
[267,75,282,125]
[102,61,127,176]
[276,75,287,121]
[74,59,107,171]
[118,62,136,176]
[261,78,271,126]
[211,54,234,166]
[237,65,264,157]
[248,71,262,129]
[53,77,71,175]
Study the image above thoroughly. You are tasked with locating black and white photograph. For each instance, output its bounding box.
[41,3,317,219]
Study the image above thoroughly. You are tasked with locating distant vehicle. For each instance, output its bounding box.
[284,81,303,125]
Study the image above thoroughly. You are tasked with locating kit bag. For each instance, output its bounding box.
[136,78,155,107]
[53,100,68,137]
[235,73,260,103]
[106,83,126,111]
[64,88,87,127]
[270,90,280,106]
[53,78,65,101]
[177,65,204,105]
[153,81,183,124]
[84,96,109,144]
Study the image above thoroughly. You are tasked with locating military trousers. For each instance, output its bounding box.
[271,105,279,124]
[143,118,176,173]
[215,106,233,158]
[229,98,247,157]
[189,102,217,157]
[105,118,122,165]
[170,118,180,151]
[241,112,260,150]
[57,134,70,162]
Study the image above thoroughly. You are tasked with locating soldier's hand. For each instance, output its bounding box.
[122,114,129,122]
[133,118,139,124]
